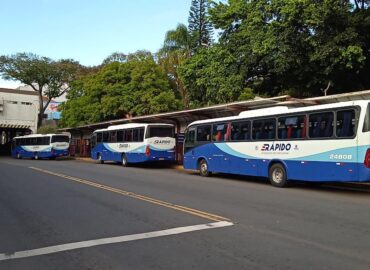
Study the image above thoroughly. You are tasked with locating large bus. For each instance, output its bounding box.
[91,123,176,166]
[183,101,370,187]
[11,134,70,160]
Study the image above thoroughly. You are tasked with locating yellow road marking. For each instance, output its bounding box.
[29,167,230,222]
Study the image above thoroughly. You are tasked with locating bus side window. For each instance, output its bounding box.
[309,112,334,138]
[103,132,109,143]
[110,131,117,143]
[133,129,139,142]
[364,103,370,132]
[231,121,250,141]
[97,133,102,143]
[184,128,195,153]
[125,130,133,142]
[337,109,356,138]
[212,123,227,142]
[117,130,124,142]
[138,128,144,142]
[196,125,212,142]
[253,119,275,140]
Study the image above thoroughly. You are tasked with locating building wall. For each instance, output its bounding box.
[0,89,39,133]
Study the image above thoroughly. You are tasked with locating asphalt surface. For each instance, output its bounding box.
[0,156,370,270]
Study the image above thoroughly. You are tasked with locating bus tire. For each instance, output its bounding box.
[269,163,288,187]
[199,159,211,177]
[97,153,104,164]
[16,153,21,159]
[34,153,39,160]
[121,154,128,167]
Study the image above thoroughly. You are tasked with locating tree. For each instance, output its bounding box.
[188,0,213,48]
[158,24,194,108]
[209,0,369,97]
[0,53,81,127]
[59,51,181,128]
[179,45,254,106]
[37,125,57,134]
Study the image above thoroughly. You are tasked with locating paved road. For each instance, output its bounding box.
[0,157,370,270]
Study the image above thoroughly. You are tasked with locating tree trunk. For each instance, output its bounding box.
[37,94,44,128]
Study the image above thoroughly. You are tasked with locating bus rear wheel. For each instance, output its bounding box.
[269,163,288,187]
[199,159,211,177]
[34,153,40,160]
[121,154,128,167]
[16,153,21,159]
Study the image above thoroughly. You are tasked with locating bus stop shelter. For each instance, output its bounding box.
[59,90,370,161]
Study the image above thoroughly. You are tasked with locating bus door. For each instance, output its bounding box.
[211,123,230,173]
[183,127,196,169]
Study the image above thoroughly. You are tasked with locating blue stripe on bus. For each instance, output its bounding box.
[183,143,370,182]
[91,144,175,163]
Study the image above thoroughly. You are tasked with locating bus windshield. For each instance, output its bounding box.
[51,135,70,143]
[147,126,174,138]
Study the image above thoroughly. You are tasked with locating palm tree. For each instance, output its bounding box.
[158,24,194,108]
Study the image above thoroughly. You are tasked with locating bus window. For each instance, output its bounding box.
[124,129,133,142]
[102,132,109,143]
[253,119,276,140]
[109,131,117,142]
[91,134,97,149]
[97,133,102,143]
[231,121,250,141]
[196,125,212,142]
[51,136,68,143]
[148,126,174,138]
[363,103,370,132]
[336,109,356,138]
[133,129,139,142]
[184,128,195,153]
[117,130,124,142]
[309,112,334,138]
[138,128,144,142]
[212,123,228,142]
[278,115,306,139]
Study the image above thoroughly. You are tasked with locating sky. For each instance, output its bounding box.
[0,0,190,88]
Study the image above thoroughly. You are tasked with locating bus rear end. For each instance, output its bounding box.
[145,125,176,162]
[359,102,370,182]
[50,135,70,158]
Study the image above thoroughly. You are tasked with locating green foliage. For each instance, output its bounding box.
[208,0,370,97]
[59,52,181,128]
[37,125,57,134]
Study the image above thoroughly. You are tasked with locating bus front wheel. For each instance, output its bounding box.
[34,153,40,160]
[16,153,21,159]
[97,153,104,164]
[199,159,211,177]
[269,163,288,187]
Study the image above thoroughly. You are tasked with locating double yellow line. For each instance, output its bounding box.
[29,167,230,222]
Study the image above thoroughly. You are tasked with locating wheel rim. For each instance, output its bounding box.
[272,168,283,183]
[122,156,126,165]
[200,162,208,174]
[98,154,101,161]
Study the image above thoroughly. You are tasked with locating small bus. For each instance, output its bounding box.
[11,134,70,160]
[183,100,370,187]
[91,123,176,166]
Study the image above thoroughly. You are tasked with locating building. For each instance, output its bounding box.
[0,88,39,155]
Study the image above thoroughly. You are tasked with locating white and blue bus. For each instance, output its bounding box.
[91,123,176,166]
[183,100,370,187]
[11,134,70,160]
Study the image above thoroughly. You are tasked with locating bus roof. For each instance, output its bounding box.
[13,133,69,139]
[94,123,174,133]
[189,100,370,126]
